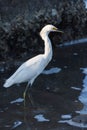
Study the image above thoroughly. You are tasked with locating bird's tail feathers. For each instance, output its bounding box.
[3,78,14,88]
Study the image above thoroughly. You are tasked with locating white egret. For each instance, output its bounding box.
[3,24,63,102]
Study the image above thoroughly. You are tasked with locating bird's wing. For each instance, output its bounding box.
[5,54,45,84]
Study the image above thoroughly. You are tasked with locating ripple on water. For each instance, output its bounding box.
[58,119,87,128]
[79,68,87,114]
[12,120,22,129]
[34,114,50,122]
[42,67,61,75]
[10,98,24,104]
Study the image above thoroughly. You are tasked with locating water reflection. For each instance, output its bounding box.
[59,68,87,128]
[79,68,87,114]
[34,114,50,122]
[12,121,22,129]
[42,67,61,75]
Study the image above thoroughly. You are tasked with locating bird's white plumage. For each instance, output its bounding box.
[4,54,46,87]
[3,24,62,88]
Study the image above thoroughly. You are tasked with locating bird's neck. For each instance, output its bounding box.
[43,35,53,62]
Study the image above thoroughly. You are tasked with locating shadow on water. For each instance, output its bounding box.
[0,40,87,130]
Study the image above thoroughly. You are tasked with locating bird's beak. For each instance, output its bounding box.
[53,27,64,33]
[57,29,64,33]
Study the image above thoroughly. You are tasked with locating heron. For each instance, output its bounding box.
[3,24,63,104]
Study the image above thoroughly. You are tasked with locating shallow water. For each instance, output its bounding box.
[0,41,87,130]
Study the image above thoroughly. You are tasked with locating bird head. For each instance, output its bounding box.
[40,24,63,40]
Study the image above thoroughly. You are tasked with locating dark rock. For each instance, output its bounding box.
[0,0,87,60]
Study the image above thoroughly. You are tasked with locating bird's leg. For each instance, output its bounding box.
[23,82,29,106]
[27,87,34,106]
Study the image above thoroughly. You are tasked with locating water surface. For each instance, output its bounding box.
[0,41,87,130]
